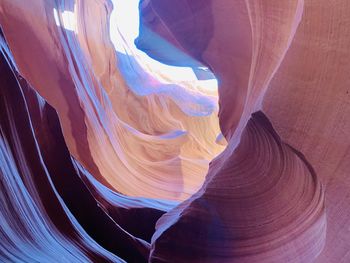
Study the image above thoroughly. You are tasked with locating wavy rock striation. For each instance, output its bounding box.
[138,0,304,142]
[0,28,177,262]
[0,0,350,262]
[0,29,124,262]
[150,112,326,262]
[0,0,224,201]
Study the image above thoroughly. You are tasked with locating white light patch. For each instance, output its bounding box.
[53,8,78,33]
[53,8,60,26]
[199,79,219,92]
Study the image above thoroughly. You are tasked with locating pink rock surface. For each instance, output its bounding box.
[150,112,326,262]
[139,1,350,261]
[0,0,349,262]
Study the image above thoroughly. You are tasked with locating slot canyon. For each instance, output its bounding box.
[0,0,349,262]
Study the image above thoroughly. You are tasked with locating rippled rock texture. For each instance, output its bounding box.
[0,0,349,262]
[150,112,326,262]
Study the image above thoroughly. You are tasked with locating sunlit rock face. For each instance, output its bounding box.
[0,0,224,201]
[0,0,349,262]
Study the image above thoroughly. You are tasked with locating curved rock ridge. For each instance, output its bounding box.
[150,112,326,263]
[0,0,224,201]
[138,0,350,261]
[135,0,214,67]
[0,28,178,262]
[0,30,123,263]
[75,160,178,243]
[138,0,304,141]
[2,0,350,261]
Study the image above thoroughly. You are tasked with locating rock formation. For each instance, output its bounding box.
[0,0,349,262]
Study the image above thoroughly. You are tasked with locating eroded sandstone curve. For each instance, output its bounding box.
[1,0,350,261]
[150,112,326,262]
[0,0,225,201]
